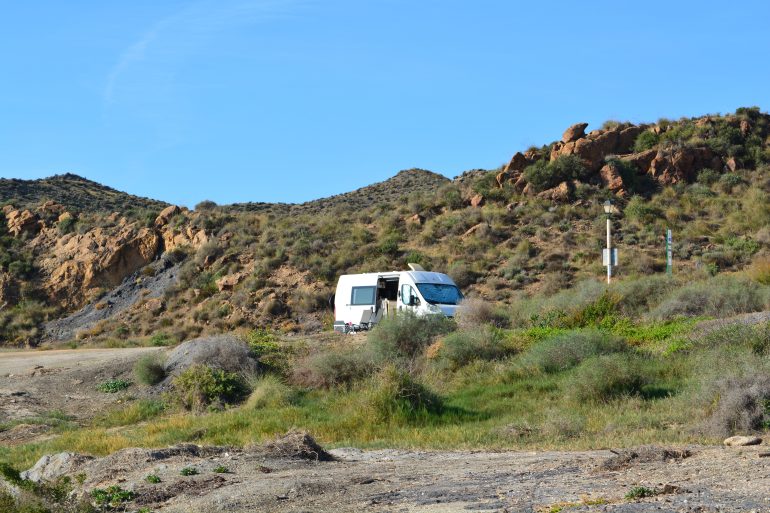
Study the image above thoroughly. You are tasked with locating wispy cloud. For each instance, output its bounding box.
[103,0,306,105]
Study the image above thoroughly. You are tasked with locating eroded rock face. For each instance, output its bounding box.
[37,224,161,308]
[5,209,40,237]
[537,181,572,202]
[497,151,538,188]
[649,147,721,184]
[599,161,626,196]
[470,194,485,207]
[160,226,208,252]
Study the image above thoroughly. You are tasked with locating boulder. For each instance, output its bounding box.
[164,335,259,378]
[154,205,181,228]
[562,122,589,143]
[405,214,425,226]
[143,297,164,314]
[725,157,739,173]
[740,119,751,136]
[723,435,762,447]
[599,161,626,195]
[616,125,645,154]
[21,452,94,483]
[57,211,73,223]
[6,209,40,237]
[161,226,209,252]
[470,194,485,208]
[620,149,657,175]
[537,181,572,202]
[216,273,244,292]
[504,151,530,174]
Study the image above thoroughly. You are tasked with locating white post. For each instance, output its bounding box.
[606,217,611,285]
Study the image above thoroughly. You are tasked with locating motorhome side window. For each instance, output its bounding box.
[351,286,376,305]
[401,284,417,304]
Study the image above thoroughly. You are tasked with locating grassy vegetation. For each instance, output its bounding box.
[1,272,769,470]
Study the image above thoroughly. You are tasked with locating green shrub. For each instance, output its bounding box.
[245,329,290,374]
[367,312,455,361]
[523,155,588,192]
[149,332,173,347]
[567,354,650,403]
[439,326,514,368]
[649,276,768,320]
[293,349,375,389]
[96,379,131,393]
[180,467,199,476]
[624,196,663,224]
[213,465,229,473]
[515,331,627,376]
[134,353,166,385]
[245,375,297,409]
[365,366,443,423]
[172,364,248,411]
[626,486,658,500]
[633,131,659,152]
[145,474,161,484]
[91,485,134,508]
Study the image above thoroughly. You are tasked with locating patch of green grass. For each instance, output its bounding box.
[625,486,657,500]
[91,485,134,508]
[96,379,131,393]
[213,465,229,473]
[180,467,199,476]
[145,474,161,484]
[95,399,166,428]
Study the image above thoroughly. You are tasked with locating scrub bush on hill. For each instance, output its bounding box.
[567,354,651,403]
[649,276,769,320]
[439,326,515,369]
[523,155,589,192]
[364,366,443,423]
[367,312,455,361]
[513,330,627,376]
[705,372,770,437]
[172,364,248,411]
[293,348,375,389]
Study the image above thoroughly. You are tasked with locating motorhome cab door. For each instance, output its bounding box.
[399,280,420,315]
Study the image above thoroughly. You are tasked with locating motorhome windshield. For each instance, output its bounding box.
[415,283,463,305]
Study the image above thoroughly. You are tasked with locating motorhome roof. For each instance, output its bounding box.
[337,271,456,284]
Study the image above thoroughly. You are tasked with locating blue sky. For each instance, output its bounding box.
[1,1,769,206]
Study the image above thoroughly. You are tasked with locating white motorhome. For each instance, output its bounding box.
[333,264,463,333]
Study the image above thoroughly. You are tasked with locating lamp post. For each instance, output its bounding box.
[603,199,613,285]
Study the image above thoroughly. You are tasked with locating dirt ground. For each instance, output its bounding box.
[13,441,770,513]
[2,348,770,512]
[0,347,160,444]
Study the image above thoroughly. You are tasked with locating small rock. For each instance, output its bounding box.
[470,194,485,208]
[723,435,762,447]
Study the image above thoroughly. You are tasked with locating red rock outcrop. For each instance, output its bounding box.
[562,123,589,143]
[648,147,721,184]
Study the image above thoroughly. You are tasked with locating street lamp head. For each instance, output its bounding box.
[603,199,613,215]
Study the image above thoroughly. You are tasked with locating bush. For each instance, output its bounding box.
[649,276,769,320]
[96,379,131,393]
[705,372,770,437]
[633,130,660,152]
[748,257,770,285]
[245,375,296,409]
[439,326,514,368]
[567,354,650,403]
[293,349,375,389]
[624,196,663,224]
[367,312,455,361]
[455,298,509,329]
[515,330,627,376]
[133,353,166,385]
[172,364,248,411]
[365,366,443,423]
[149,332,174,347]
[523,155,588,192]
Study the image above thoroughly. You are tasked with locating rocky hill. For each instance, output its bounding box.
[0,173,168,213]
[0,107,768,346]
